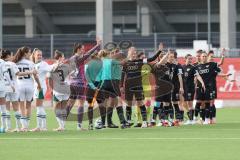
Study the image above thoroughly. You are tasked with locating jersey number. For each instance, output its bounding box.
[7,68,13,80]
[18,67,31,79]
[57,70,64,82]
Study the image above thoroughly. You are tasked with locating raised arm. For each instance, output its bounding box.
[218,48,226,66]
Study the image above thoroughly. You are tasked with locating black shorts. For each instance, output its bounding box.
[184,87,195,101]
[155,93,171,102]
[196,87,212,101]
[86,82,104,104]
[125,85,144,101]
[171,86,180,102]
[211,86,217,99]
[102,80,121,98]
[69,84,86,100]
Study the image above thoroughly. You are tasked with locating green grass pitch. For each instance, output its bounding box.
[1,108,240,160]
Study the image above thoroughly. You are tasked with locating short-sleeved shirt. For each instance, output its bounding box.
[35,61,53,89]
[195,62,221,88]
[4,61,19,92]
[49,63,71,95]
[182,64,199,89]
[16,58,35,86]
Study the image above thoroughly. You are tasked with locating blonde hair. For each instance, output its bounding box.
[31,48,42,63]
[98,49,109,58]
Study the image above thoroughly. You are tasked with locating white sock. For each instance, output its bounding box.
[20,116,27,128]
[55,109,63,128]
[61,109,67,129]
[36,107,42,128]
[0,105,7,129]
[39,106,47,129]
[26,117,30,129]
[14,111,21,129]
[5,111,11,130]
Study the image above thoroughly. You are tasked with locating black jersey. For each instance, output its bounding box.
[195,62,221,87]
[122,50,161,86]
[165,62,183,88]
[182,64,198,88]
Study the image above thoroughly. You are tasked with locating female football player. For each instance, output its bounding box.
[13,46,41,131]
[65,38,101,130]
[48,50,71,131]
[30,48,53,131]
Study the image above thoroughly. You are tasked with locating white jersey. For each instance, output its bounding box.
[0,59,7,91]
[16,58,35,86]
[4,61,19,93]
[49,63,70,95]
[34,61,53,90]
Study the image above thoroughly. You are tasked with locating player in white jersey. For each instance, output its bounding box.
[0,49,15,131]
[48,50,71,131]
[30,48,53,132]
[13,46,41,132]
[1,49,20,132]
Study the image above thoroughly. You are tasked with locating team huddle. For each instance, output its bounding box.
[0,38,230,132]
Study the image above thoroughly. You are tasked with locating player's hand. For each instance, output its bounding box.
[96,37,102,46]
[221,48,226,57]
[32,69,38,75]
[179,87,184,94]
[159,42,164,51]
[37,85,42,91]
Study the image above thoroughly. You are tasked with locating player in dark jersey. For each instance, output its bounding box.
[122,47,161,128]
[195,52,221,124]
[166,51,184,126]
[182,54,205,125]
[65,38,101,131]
[151,51,174,127]
[207,49,226,124]
[193,49,203,121]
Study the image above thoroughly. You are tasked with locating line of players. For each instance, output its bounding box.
[0,39,230,132]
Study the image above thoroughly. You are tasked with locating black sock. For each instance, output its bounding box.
[163,105,169,120]
[126,106,132,121]
[140,105,147,121]
[107,107,114,125]
[152,106,159,120]
[173,104,181,120]
[212,104,216,118]
[180,110,184,121]
[99,106,106,125]
[169,105,174,119]
[88,107,93,124]
[159,104,165,120]
[195,102,201,117]
[189,109,194,120]
[116,106,125,124]
[200,108,206,121]
[205,103,210,119]
[210,105,214,120]
[187,111,191,120]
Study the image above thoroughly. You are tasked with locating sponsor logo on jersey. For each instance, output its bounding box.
[199,69,209,74]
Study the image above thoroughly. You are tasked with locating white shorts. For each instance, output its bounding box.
[34,87,47,99]
[6,92,19,102]
[18,85,34,102]
[53,93,70,102]
[0,91,5,98]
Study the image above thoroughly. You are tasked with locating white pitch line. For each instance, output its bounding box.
[1,137,240,140]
